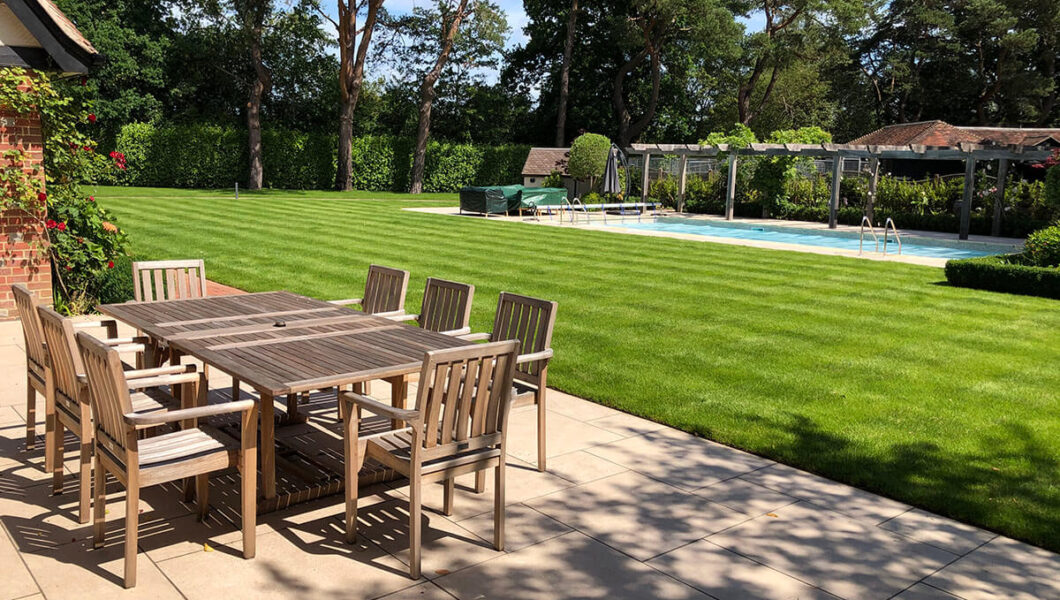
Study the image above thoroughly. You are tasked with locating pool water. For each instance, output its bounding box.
[610,218,1017,260]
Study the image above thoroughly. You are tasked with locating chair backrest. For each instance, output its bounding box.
[132,259,207,302]
[38,306,86,415]
[76,331,136,459]
[12,283,48,371]
[418,277,474,333]
[362,264,409,314]
[491,292,557,384]
[413,340,520,458]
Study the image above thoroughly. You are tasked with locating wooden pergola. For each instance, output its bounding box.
[626,142,1054,239]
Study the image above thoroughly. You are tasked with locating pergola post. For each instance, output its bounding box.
[960,155,976,240]
[677,154,688,213]
[725,152,738,220]
[829,154,843,229]
[865,157,880,223]
[992,158,1009,237]
[640,153,651,202]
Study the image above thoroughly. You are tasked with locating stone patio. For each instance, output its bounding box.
[1,318,1057,600]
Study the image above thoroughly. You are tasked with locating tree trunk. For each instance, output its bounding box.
[613,43,662,148]
[410,0,471,194]
[335,0,383,191]
[247,22,270,190]
[555,0,578,147]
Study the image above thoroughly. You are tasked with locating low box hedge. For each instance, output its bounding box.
[945,254,1060,299]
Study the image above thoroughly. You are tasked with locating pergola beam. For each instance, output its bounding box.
[625,142,1052,162]
[960,156,976,240]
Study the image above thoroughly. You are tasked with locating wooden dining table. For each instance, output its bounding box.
[98,291,472,512]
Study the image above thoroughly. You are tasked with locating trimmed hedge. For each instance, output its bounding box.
[105,122,529,192]
[945,254,1060,299]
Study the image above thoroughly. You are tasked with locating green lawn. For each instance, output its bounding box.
[98,186,1060,551]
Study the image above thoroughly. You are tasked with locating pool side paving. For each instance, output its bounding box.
[1,317,1057,599]
[408,207,1025,268]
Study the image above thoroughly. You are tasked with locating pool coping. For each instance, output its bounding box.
[404,206,1025,268]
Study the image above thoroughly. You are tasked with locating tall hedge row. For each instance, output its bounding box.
[105,122,529,192]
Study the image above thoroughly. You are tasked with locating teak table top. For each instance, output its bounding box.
[98,291,472,396]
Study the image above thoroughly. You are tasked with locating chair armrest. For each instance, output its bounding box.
[440,326,472,336]
[385,313,419,322]
[127,371,201,390]
[373,309,406,318]
[104,335,150,346]
[125,364,196,380]
[457,332,492,342]
[517,349,554,365]
[329,298,363,306]
[124,399,256,427]
[109,343,147,355]
[74,319,119,338]
[339,390,419,422]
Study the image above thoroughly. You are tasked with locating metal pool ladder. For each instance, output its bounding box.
[883,218,902,255]
[859,216,903,256]
[859,216,879,254]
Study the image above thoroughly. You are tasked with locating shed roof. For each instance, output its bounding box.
[851,120,1060,147]
[522,147,570,176]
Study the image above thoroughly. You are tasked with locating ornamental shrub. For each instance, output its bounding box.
[568,133,611,185]
[945,254,1060,299]
[1024,223,1060,267]
[0,67,129,313]
[543,171,563,187]
[1046,165,1060,218]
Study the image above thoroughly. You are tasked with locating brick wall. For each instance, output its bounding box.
[0,83,51,320]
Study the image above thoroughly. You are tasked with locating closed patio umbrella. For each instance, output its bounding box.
[602,145,621,197]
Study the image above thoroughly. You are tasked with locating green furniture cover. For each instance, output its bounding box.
[459,185,523,214]
[519,187,568,208]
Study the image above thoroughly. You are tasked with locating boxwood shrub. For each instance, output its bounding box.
[944,254,1060,299]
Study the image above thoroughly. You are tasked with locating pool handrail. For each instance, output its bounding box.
[883,218,902,255]
[859,216,879,255]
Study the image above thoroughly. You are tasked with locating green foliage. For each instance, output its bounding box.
[543,171,563,187]
[568,133,611,182]
[945,254,1060,300]
[1024,223,1060,267]
[106,122,528,192]
[701,123,758,148]
[0,68,128,312]
[1046,166,1060,217]
[95,253,135,304]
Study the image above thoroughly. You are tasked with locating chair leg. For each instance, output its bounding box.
[93,456,106,548]
[231,378,241,402]
[51,419,64,495]
[240,404,258,559]
[26,375,36,450]
[78,438,92,524]
[409,474,422,579]
[196,474,210,521]
[474,470,486,494]
[343,399,359,544]
[537,389,547,472]
[442,477,455,516]
[494,461,505,551]
[124,483,139,588]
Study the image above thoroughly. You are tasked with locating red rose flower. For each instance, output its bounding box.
[37,192,47,202]
[57,222,67,231]
[65,265,73,271]
[88,114,97,123]
[83,146,93,153]
[107,261,115,269]
[45,219,56,229]
[87,196,95,202]
[80,76,88,87]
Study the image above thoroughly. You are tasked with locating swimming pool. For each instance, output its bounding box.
[609,217,1018,259]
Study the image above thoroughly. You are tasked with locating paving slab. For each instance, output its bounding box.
[693,477,800,516]
[505,409,623,465]
[879,508,996,555]
[648,539,841,600]
[0,522,40,600]
[586,427,773,491]
[378,581,457,599]
[526,470,746,561]
[544,449,629,485]
[708,502,957,599]
[543,391,621,422]
[460,503,572,552]
[923,535,1060,600]
[740,463,911,523]
[587,411,667,438]
[435,531,711,599]
[891,583,965,599]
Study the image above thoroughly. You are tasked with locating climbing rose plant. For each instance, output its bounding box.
[0,67,128,312]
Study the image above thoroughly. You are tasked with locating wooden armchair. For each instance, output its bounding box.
[132,259,208,302]
[330,264,410,315]
[341,340,520,579]
[12,284,116,462]
[460,293,557,475]
[38,306,189,523]
[76,332,258,589]
[389,277,475,336]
